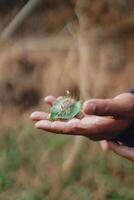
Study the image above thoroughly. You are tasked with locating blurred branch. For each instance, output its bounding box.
[0,0,42,42]
[13,36,74,50]
[76,15,134,44]
[65,21,78,37]
[100,15,134,42]
[62,136,86,174]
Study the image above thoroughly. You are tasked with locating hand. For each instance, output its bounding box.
[101,140,134,163]
[30,93,134,141]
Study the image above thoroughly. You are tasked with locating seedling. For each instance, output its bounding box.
[49,91,83,120]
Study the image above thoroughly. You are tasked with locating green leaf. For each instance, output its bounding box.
[49,97,82,120]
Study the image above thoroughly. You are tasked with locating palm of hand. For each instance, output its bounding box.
[30,93,133,141]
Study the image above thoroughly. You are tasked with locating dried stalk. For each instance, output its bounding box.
[62,136,86,174]
[0,0,42,41]
[62,0,100,175]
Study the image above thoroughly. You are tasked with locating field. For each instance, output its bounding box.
[0,123,134,200]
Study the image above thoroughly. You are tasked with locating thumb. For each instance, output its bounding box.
[83,93,134,118]
[107,142,134,162]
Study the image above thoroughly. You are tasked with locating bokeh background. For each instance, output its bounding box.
[0,0,134,199]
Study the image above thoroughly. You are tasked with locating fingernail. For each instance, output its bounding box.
[35,120,51,128]
[90,103,96,113]
[30,112,37,118]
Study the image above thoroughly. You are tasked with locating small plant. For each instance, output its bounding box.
[49,92,83,120]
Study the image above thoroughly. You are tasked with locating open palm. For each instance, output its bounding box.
[30,93,133,141]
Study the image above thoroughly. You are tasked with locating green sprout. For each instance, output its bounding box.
[49,96,83,120]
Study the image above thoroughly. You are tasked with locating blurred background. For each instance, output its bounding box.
[0,0,134,199]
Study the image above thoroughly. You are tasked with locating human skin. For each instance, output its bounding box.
[100,140,134,163]
[30,93,134,162]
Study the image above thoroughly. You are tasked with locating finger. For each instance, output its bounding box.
[79,116,130,140]
[108,142,134,162]
[100,140,110,151]
[44,96,56,106]
[35,118,80,135]
[83,93,134,118]
[30,111,49,121]
[35,115,129,140]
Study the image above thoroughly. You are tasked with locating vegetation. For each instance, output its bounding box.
[0,124,133,200]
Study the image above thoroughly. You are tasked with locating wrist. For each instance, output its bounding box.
[110,87,134,146]
[111,119,134,147]
[129,86,134,95]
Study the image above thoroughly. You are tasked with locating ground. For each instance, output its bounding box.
[0,124,134,200]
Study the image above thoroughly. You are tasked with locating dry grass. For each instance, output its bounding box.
[0,36,133,113]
